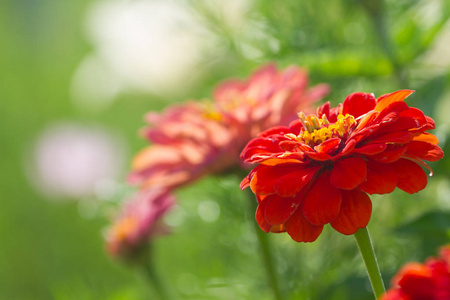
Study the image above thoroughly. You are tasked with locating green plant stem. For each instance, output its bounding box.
[141,258,174,300]
[247,190,283,300]
[354,227,385,299]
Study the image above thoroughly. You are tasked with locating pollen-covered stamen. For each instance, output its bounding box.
[287,113,357,146]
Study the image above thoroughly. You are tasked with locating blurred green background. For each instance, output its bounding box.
[1,0,450,299]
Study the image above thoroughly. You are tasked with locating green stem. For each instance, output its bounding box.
[247,190,284,300]
[354,227,385,299]
[141,258,174,300]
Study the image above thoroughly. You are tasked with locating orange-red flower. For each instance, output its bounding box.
[106,188,175,258]
[381,245,450,300]
[128,101,237,189]
[128,64,328,190]
[241,90,444,242]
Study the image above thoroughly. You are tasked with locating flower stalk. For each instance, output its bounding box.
[354,227,385,298]
[141,258,174,300]
[248,190,283,300]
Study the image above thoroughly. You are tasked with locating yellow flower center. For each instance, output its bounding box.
[112,217,138,242]
[287,113,356,146]
[201,101,223,121]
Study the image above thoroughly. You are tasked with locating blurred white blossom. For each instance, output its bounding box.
[71,0,272,112]
[71,0,215,110]
[26,123,126,200]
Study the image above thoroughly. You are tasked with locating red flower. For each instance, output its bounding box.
[241,90,444,242]
[106,188,175,259]
[128,101,237,189]
[381,245,450,300]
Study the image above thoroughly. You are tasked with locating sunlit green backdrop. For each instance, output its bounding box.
[1,0,449,299]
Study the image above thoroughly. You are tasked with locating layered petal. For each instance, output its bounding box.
[264,193,303,225]
[250,165,292,195]
[342,92,376,118]
[391,159,427,194]
[284,208,324,243]
[255,197,275,232]
[369,144,407,163]
[302,173,342,226]
[330,157,367,190]
[412,132,439,145]
[374,90,414,112]
[358,161,398,194]
[405,141,444,162]
[330,189,372,235]
[274,166,320,197]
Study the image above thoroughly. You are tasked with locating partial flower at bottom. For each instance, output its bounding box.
[381,245,450,300]
[106,188,175,259]
[240,90,444,242]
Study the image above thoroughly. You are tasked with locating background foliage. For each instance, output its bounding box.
[1,0,449,299]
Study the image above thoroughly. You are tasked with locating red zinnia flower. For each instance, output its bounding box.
[381,245,450,300]
[241,90,444,242]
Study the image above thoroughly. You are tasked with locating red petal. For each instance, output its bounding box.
[279,140,302,151]
[412,132,439,145]
[423,116,436,130]
[275,166,319,197]
[375,102,408,123]
[374,90,414,112]
[328,105,341,123]
[330,189,372,235]
[342,92,376,118]
[284,208,324,243]
[338,139,356,157]
[406,141,444,162]
[369,131,414,144]
[370,144,407,163]
[259,126,292,138]
[255,197,273,232]
[305,151,332,161]
[302,173,342,225]
[240,176,250,190]
[400,107,427,127]
[314,138,341,155]
[260,158,303,166]
[289,120,305,135]
[241,134,290,163]
[353,143,387,155]
[250,165,297,195]
[264,194,302,225]
[317,102,330,118]
[330,157,367,190]
[374,116,420,136]
[395,263,434,298]
[355,111,378,132]
[358,161,398,194]
[392,159,427,194]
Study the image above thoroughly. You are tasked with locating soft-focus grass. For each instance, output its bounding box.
[1,0,449,299]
